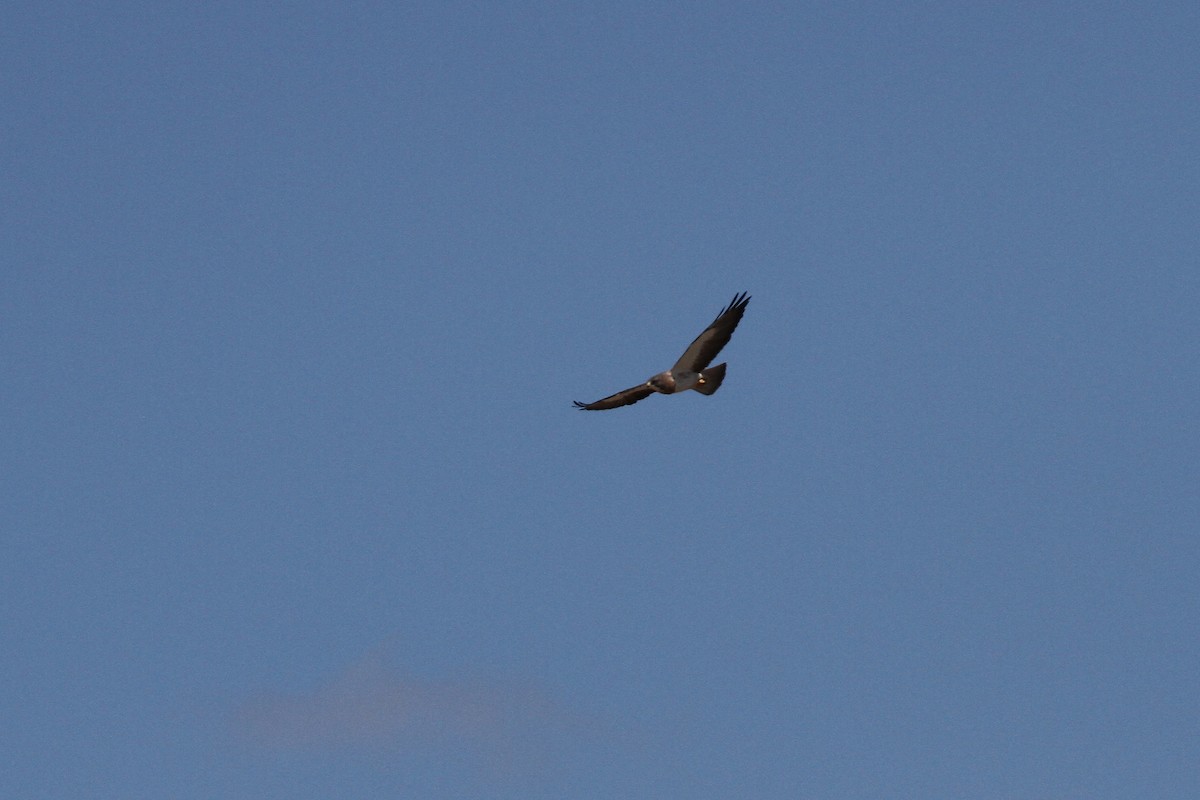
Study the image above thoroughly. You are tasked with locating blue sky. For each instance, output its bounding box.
[4,2,1198,797]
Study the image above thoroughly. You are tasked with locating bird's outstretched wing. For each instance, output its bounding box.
[671,292,751,373]
[573,384,655,411]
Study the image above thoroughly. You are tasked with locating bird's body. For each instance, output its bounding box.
[573,293,749,411]
[647,367,709,394]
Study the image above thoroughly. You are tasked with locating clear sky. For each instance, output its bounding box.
[4,2,1198,798]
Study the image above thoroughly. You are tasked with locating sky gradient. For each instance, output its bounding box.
[4,2,1199,797]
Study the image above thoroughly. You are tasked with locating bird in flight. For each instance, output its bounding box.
[573,292,751,411]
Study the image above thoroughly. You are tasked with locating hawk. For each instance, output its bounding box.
[573,292,751,411]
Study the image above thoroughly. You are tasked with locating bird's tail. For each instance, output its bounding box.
[693,363,727,395]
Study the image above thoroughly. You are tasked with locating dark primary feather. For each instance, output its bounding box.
[573,384,654,411]
[671,292,751,373]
